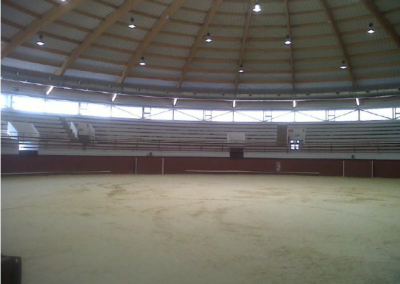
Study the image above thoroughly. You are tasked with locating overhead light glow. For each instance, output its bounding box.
[253,0,261,13]
[205,32,212,43]
[340,60,347,70]
[238,64,244,73]
[173,98,178,106]
[139,56,146,66]
[367,23,375,34]
[129,18,136,29]
[293,100,297,108]
[46,86,54,95]
[356,98,360,106]
[284,35,292,45]
[233,100,236,108]
[37,35,45,46]
[112,93,118,102]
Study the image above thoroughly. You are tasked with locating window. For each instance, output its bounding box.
[327,110,335,121]
[3,93,398,124]
[12,96,45,113]
[264,110,272,122]
[1,94,10,108]
[334,110,359,122]
[272,111,295,122]
[112,106,142,119]
[204,110,212,121]
[144,108,173,120]
[46,99,79,115]
[143,107,151,119]
[360,108,392,121]
[295,111,325,122]
[234,111,263,122]
[174,109,203,121]
[290,140,301,150]
[211,111,233,122]
[80,103,111,117]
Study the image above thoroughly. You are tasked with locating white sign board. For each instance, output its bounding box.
[75,122,95,138]
[227,132,245,144]
[287,127,306,142]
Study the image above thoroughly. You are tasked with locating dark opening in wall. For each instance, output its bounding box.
[18,142,38,157]
[230,148,244,159]
[18,150,38,157]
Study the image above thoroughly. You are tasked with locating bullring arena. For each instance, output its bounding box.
[1,0,400,283]
[2,175,400,283]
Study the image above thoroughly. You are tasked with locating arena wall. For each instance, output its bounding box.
[2,155,399,178]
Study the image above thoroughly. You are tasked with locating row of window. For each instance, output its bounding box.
[1,94,399,123]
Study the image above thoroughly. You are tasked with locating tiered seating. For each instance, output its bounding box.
[1,110,69,139]
[302,122,400,143]
[1,110,400,153]
[64,116,278,144]
[290,121,400,153]
[1,119,8,136]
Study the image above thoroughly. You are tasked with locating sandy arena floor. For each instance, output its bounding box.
[2,174,400,284]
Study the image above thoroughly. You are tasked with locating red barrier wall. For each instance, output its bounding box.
[1,155,399,178]
[1,155,135,174]
[373,160,400,178]
[344,160,373,178]
[136,157,163,174]
[163,158,344,177]
[164,157,276,174]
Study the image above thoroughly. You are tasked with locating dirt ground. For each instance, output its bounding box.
[2,174,400,284]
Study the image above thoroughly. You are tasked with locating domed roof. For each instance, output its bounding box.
[1,0,400,99]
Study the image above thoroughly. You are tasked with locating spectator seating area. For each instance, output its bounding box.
[1,109,400,154]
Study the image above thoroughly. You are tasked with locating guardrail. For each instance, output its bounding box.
[2,134,400,154]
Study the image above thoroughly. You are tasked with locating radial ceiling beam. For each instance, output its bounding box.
[55,0,143,76]
[178,0,223,88]
[234,0,256,92]
[319,0,356,87]
[1,0,87,59]
[284,0,295,89]
[361,0,400,49]
[118,0,188,84]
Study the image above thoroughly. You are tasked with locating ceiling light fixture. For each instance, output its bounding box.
[367,23,375,34]
[293,100,297,108]
[46,86,54,95]
[238,64,244,73]
[112,93,118,102]
[356,98,360,106]
[205,32,212,43]
[37,35,45,46]
[129,18,136,29]
[284,35,292,45]
[253,0,261,13]
[233,100,236,108]
[340,60,347,70]
[173,98,178,106]
[139,56,146,66]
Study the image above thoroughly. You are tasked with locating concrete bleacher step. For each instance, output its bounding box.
[58,117,79,142]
